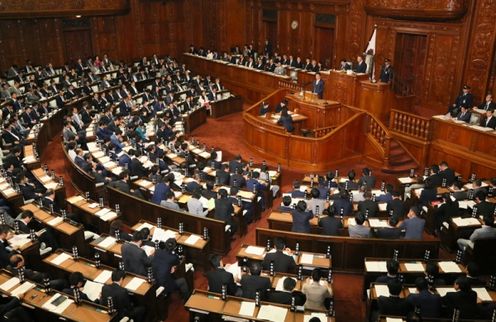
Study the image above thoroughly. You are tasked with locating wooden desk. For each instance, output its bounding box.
[30,168,66,207]
[22,144,40,170]
[255,228,439,272]
[183,106,208,134]
[210,95,243,118]
[429,117,496,178]
[0,174,23,208]
[236,244,332,270]
[20,203,87,256]
[185,289,334,322]
[0,270,114,322]
[66,195,120,234]
[106,186,230,254]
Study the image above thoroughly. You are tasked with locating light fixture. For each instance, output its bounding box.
[75,15,82,18]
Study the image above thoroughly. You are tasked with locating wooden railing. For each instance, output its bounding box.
[367,114,391,167]
[390,109,432,141]
[313,126,337,138]
[278,79,302,92]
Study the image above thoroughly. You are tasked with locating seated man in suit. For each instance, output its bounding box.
[121,230,153,276]
[473,190,496,218]
[357,191,379,217]
[341,170,359,191]
[479,93,495,111]
[306,188,327,215]
[449,85,473,116]
[457,215,496,251]
[373,217,402,239]
[229,167,246,188]
[456,105,472,123]
[240,262,271,300]
[228,155,243,173]
[377,281,412,317]
[348,212,371,238]
[274,99,288,113]
[101,270,145,322]
[206,254,239,296]
[358,167,375,189]
[312,73,325,99]
[353,55,367,73]
[318,209,343,236]
[187,190,208,217]
[291,200,313,233]
[386,191,406,220]
[267,277,306,306]
[215,189,237,234]
[0,292,32,322]
[15,210,58,250]
[160,191,180,210]
[480,108,496,129]
[332,191,352,216]
[399,206,425,240]
[441,277,478,319]
[262,237,296,274]
[438,161,456,187]
[302,268,332,311]
[291,181,306,198]
[63,272,98,303]
[375,259,400,284]
[406,277,441,318]
[8,254,66,290]
[277,108,294,132]
[216,164,231,185]
[279,195,293,212]
[465,262,485,287]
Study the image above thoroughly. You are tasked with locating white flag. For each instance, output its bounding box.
[365,28,377,55]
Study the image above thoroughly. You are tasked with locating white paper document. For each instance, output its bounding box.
[386,318,405,322]
[98,236,117,249]
[42,293,73,314]
[152,228,177,242]
[374,284,390,297]
[100,211,118,221]
[365,261,388,272]
[238,301,256,317]
[473,287,493,302]
[47,216,63,227]
[300,253,314,265]
[67,195,85,204]
[368,218,389,228]
[452,217,480,227]
[94,270,112,284]
[10,281,35,298]
[184,234,201,245]
[438,261,462,273]
[436,287,455,297]
[125,277,146,291]
[245,246,265,256]
[95,208,111,217]
[83,280,104,302]
[257,305,288,322]
[404,262,425,272]
[51,252,72,265]
[0,277,20,292]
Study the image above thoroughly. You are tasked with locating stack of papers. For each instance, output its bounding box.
[458,200,476,209]
[375,284,390,297]
[100,211,118,221]
[398,177,415,184]
[82,280,104,302]
[47,216,63,227]
[125,277,146,291]
[238,301,256,316]
[67,195,85,204]
[10,281,35,297]
[473,287,493,302]
[136,222,154,231]
[95,208,111,217]
[436,287,455,297]
[51,253,72,265]
[452,217,481,227]
[368,218,389,228]
[152,228,177,242]
[8,234,31,249]
[257,305,288,322]
[245,246,265,256]
[438,261,461,273]
[184,234,201,245]
[404,262,425,272]
[365,261,388,272]
[97,236,117,249]
[386,318,405,322]
[300,253,314,265]
[0,277,20,292]
[94,270,112,284]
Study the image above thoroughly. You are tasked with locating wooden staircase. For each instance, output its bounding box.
[382,139,418,175]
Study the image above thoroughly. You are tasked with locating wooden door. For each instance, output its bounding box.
[63,29,93,64]
[315,27,335,69]
[393,33,428,105]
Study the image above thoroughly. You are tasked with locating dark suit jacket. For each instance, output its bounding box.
[332,198,353,216]
[358,200,379,217]
[439,168,456,186]
[481,116,496,129]
[267,290,306,306]
[456,111,471,123]
[354,62,367,73]
[216,171,230,185]
[240,275,271,300]
[214,198,234,225]
[313,80,324,99]
[152,249,179,293]
[110,179,131,193]
[121,242,150,276]
[319,216,343,236]
[262,250,296,274]
[101,283,134,319]
[291,209,313,233]
[206,268,237,295]
[0,240,12,268]
[442,290,478,319]
[378,296,412,316]
[428,173,443,187]
[387,199,405,220]
[407,290,441,318]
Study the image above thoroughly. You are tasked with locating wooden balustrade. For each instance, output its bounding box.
[278,79,301,92]
[313,126,336,138]
[367,115,391,167]
[390,109,431,141]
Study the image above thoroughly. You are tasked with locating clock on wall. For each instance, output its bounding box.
[291,20,298,30]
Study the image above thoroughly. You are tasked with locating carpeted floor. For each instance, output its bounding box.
[41,110,448,322]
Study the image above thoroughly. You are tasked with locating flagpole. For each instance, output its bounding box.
[365,24,378,83]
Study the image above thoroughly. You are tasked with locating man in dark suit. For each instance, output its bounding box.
[399,206,425,240]
[386,191,406,220]
[62,272,95,303]
[0,225,14,268]
[101,270,146,322]
[427,164,443,187]
[262,238,296,274]
[353,55,367,73]
[267,277,306,306]
[473,190,495,218]
[240,262,271,300]
[358,168,376,189]
[449,85,474,116]
[214,189,236,234]
[152,238,189,301]
[441,277,478,319]
[438,161,456,186]
[121,231,152,276]
[374,217,402,239]
[332,191,353,216]
[478,94,495,111]
[456,105,472,123]
[216,164,231,185]
[406,277,441,318]
[377,281,412,316]
[229,167,246,188]
[228,155,243,173]
[357,191,379,217]
[379,59,394,83]
[318,209,343,236]
[128,150,147,178]
[206,254,239,296]
[480,108,496,129]
[376,260,401,284]
[16,210,58,249]
[109,171,132,193]
[312,73,324,99]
